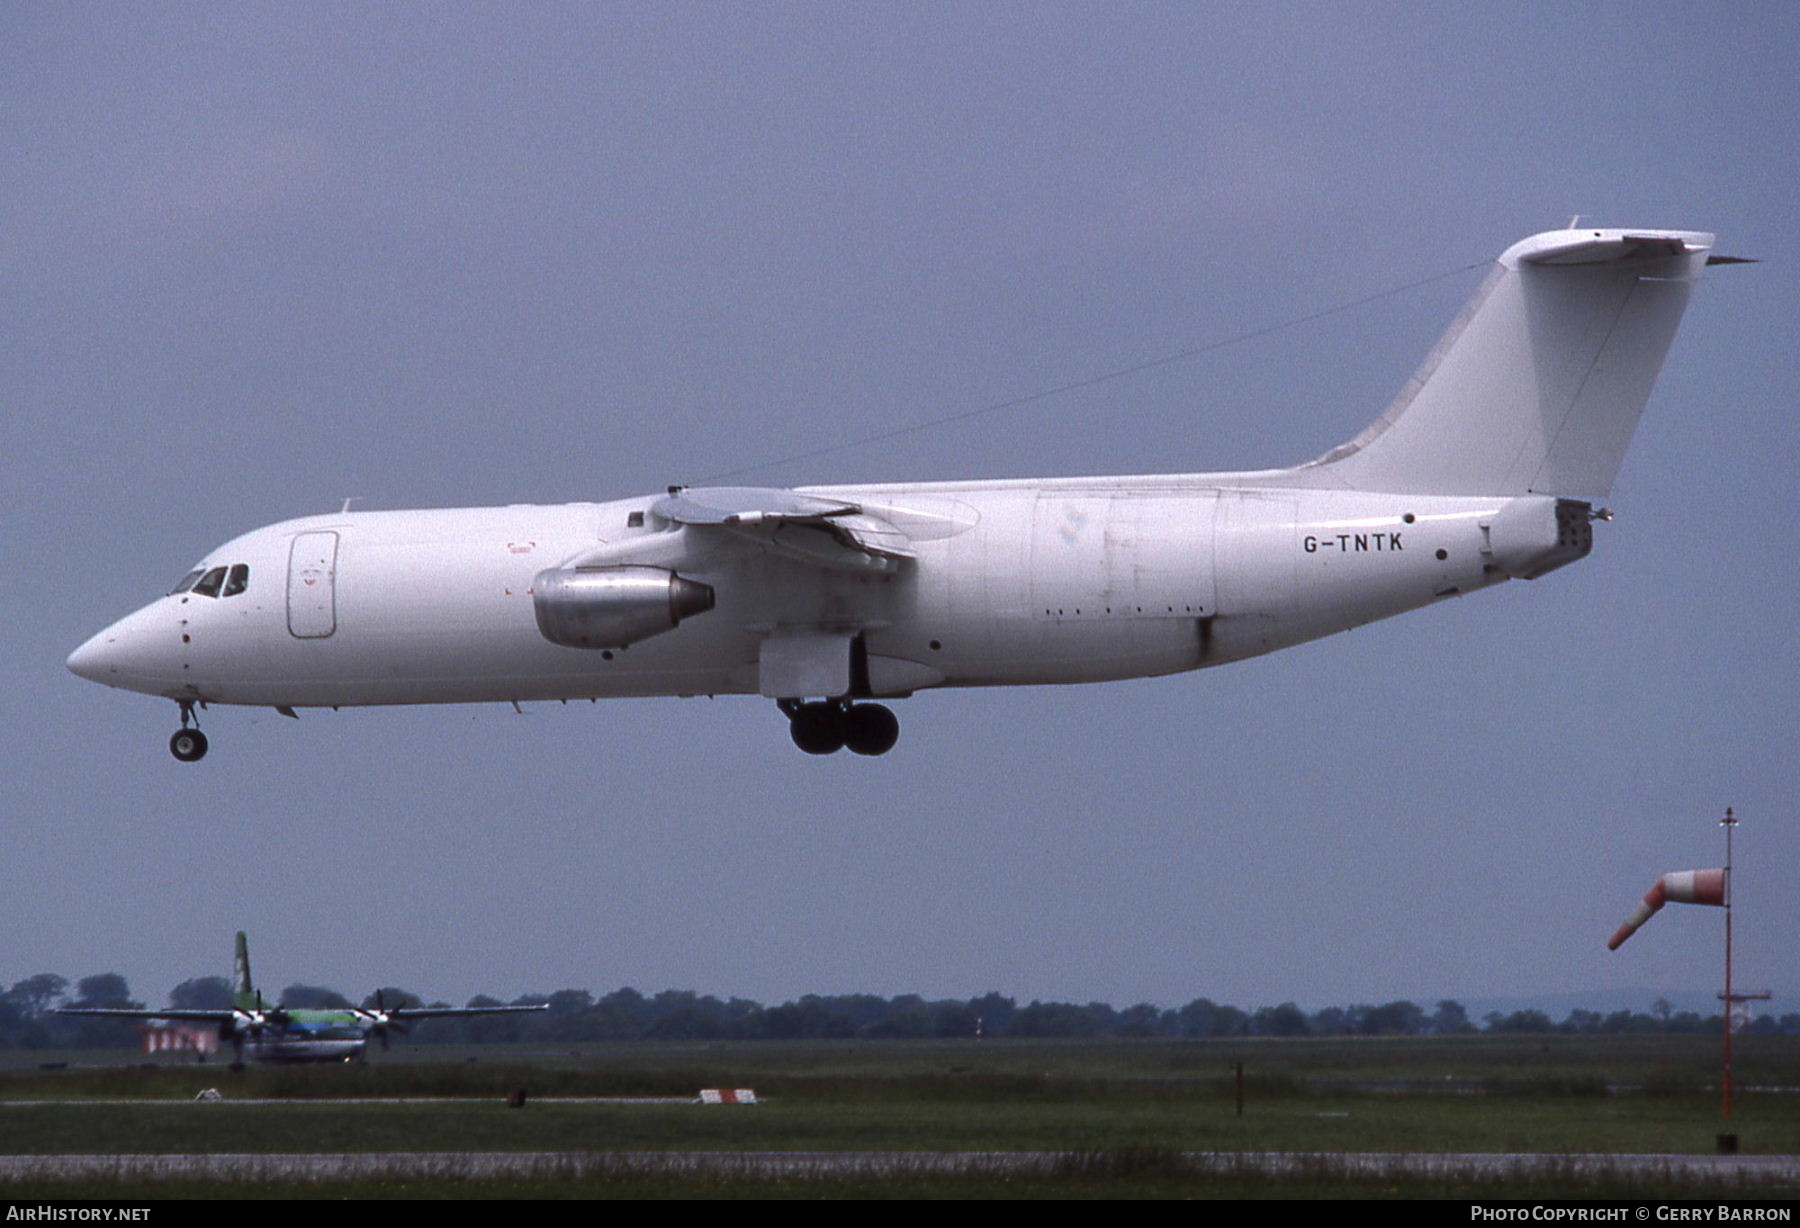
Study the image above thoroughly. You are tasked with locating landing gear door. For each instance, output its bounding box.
[287,531,339,639]
[758,628,855,699]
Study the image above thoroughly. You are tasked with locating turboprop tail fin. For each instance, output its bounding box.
[232,930,256,1011]
[1302,228,1715,497]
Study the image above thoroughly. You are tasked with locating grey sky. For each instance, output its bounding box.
[5,2,1794,1013]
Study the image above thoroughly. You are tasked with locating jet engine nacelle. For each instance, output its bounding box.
[532,565,716,650]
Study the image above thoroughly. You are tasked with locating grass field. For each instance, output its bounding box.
[2,1034,1795,1198]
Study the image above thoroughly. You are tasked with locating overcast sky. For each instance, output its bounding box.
[5,2,1794,1015]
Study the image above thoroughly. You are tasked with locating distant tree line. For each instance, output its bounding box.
[3,972,1795,1050]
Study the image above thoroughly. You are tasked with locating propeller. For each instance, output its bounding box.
[360,988,414,1051]
[243,990,290,1030]
[228,990,291,1057]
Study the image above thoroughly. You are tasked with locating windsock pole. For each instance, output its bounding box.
[1721,807,1735,1119]
[1603,807,1739,1120]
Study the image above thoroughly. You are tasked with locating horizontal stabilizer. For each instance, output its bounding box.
[1512,232,1699,266]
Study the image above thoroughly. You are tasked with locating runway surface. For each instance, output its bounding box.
[0,1096,696,1107]
[2,1151,1795,1182]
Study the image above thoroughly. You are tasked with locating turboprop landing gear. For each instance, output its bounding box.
[779,700,900,757]
[170,700,208,763]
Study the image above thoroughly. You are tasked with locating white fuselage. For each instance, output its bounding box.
[66,226,1712,755]
[68,474,1572,710]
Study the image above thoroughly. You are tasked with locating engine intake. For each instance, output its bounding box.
[533,566,715,650]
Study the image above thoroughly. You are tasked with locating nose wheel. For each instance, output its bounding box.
[170,701,209,762]
[781,700,900,756]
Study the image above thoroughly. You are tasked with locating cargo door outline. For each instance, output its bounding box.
[287,532,339,639]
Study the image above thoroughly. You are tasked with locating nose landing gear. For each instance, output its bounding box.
[779,699,900,757]
[170,700,208,762]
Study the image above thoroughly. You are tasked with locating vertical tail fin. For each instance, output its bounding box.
[232,931,256,1011]
[1302,228,1714,497]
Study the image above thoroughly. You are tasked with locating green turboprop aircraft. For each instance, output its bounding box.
[57,931,546,1063]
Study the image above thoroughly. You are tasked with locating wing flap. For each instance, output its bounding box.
[653,486,916,573]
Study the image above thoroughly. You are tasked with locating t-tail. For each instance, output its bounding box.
[232,930,257,1011]
[1295,227,1716,498]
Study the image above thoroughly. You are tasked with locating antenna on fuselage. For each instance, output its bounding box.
[340,497,361,514]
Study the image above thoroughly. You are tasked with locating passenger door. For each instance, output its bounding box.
[286,531,338,638]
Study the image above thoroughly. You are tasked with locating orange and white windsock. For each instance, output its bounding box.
[1607,869,1727,950]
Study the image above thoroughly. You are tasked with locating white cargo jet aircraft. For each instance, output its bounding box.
[69,228,1726,759]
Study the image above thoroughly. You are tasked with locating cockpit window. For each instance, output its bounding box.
[223,563,250,597]
[191,567,227,598]
[170,569,204,595]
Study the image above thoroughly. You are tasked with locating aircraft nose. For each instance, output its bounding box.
[68,605,180,692]
[67,627,122,682]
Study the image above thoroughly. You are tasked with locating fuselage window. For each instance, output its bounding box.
[192,566,227,598]
[223,563,250,597]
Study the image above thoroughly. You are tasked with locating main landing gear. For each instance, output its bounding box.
[780,699,900,757]
[169,700,208,763]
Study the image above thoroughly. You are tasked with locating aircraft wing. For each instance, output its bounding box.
[55,1007,239,1022]
[652,486,916,573]
[376,1003,550,1021]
